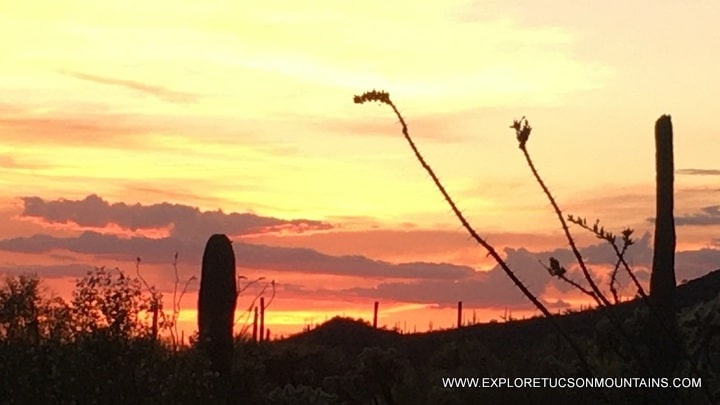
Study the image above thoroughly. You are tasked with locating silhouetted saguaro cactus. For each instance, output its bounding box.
[150,301,158,341]
[259,296,265,343]
[373,301,379,329]
[198,234,237,375]
[457,301,462,328]
[650,114,676,314]
[650,114,678,375]
[252,306,258,342]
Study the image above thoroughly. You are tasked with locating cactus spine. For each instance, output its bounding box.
[198,234,237,375]
[259,296,265,343]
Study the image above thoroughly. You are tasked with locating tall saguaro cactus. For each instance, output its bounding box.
[198,234,237,375]
[650,115,676,314]
[649,115,678,376]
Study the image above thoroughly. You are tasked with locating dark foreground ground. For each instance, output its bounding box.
[2,269,719,404]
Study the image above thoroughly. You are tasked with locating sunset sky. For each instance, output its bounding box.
[1,1,719,338]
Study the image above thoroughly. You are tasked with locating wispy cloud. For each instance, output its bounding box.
[0,154,52,170]
[240,228,571,267]
[0,112,155,147]
[674,206,720,226]
[676,168,720,176]
[121,184,232,207]
[0,263,95,280]
[0,232,193,262]
[314,111,479,143]
[60,70,198,103]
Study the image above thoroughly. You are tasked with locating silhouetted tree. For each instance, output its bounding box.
[71,266,155,339]
[0,274,72,343]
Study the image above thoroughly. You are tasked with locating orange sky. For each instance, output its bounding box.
[1,1,720,339]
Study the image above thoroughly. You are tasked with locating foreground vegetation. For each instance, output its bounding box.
[1,268,719,404]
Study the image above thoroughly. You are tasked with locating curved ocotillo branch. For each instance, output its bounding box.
[353,90,593,375]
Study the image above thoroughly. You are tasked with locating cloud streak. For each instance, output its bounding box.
[0,263,96,280]
[676,168,720,176]
[60,70,198,103]
[315,111,477,143]
[674,206,720,226]
[0,154,52,170]
[0,112,156,147]
[0,231,476,280]
[0,226,717,308]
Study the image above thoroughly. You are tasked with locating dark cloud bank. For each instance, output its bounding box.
[20,194,332,242]
[6,195,474,281]
[3,195,720,309]
[673,205,720,226]
[0,231,475,281]
[646,205,720,226]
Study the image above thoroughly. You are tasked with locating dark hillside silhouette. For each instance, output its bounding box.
[287,267,720,357]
